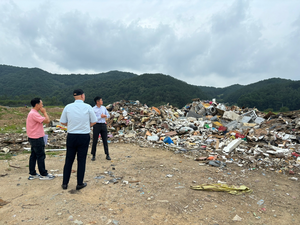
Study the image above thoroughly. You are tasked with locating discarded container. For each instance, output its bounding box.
[235,133,245,139]
[218,126,227,132]
[163,136,174,144]
[147,135,159,141]
[204,124,210,129]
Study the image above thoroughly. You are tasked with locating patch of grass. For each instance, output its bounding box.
[0,125,25,134]
[11,110,25,117]
[0,153,13,160]
[20,150,63,156]
[0,108,26,117]
[21,150,30,154]
[48,111,62,117]
[46,106,65,108]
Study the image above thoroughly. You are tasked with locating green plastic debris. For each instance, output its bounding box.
[190,183,253,195]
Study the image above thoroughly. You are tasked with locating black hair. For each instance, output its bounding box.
[94,96,102,103]
[30,98,41,107]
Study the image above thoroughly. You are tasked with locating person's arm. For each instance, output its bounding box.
[89,106,97,126]
[40,107,50,124]
[60,107,68,126]
[106,108,110,119]
[101,108,110,118]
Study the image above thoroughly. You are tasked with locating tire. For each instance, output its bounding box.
[209,107,217,116]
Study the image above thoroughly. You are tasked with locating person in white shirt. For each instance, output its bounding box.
[60,89,97,190]
[91,96,111,161]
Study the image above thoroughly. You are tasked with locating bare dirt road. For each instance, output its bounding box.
[0,143,299,225]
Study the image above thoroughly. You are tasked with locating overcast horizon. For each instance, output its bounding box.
[0,0,299,88]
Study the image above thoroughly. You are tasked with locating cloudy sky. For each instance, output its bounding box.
[0,0,299,87]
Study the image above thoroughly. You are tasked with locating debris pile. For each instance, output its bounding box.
[1,99,300,176]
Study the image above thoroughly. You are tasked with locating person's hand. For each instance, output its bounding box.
[40,107,46,114]
[101,114,107,118]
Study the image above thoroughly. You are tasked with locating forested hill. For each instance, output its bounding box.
[0,65,137,97]
[0,64,299,111]
[200,78,300,112]
[0,65,207,108]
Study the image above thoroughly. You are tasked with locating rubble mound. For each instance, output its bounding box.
[1,99,300,177]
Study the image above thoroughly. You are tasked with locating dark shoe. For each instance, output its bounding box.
[91,156,95,161]
[62,184,68,190]
[106,155,111,160]
[76,182,87,190]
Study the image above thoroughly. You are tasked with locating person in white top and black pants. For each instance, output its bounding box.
[60,89,97,190]
[91,96,111,161]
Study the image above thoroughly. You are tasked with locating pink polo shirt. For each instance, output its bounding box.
[26,109,45,138]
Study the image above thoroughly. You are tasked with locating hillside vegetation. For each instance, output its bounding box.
[201,78,300,111]
[0,64,299,111]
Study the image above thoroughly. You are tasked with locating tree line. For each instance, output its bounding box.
[0,65,299,111]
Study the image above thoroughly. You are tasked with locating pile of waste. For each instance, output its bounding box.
[1,99,300,177]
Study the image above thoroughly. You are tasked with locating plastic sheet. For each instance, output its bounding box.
[190,183,252,195]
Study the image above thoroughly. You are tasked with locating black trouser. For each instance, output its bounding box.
[28,137,48,176]
[91,123,109,156]
[63,133,90,185]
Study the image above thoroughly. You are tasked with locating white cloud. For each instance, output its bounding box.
[0,0,299,87]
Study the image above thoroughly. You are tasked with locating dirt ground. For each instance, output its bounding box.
[0,142,299,225]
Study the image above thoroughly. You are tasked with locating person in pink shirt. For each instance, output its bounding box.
[26,98,54,180]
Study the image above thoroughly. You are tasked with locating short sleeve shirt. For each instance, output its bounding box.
[26,109,45,138]
[60,100,97,134]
